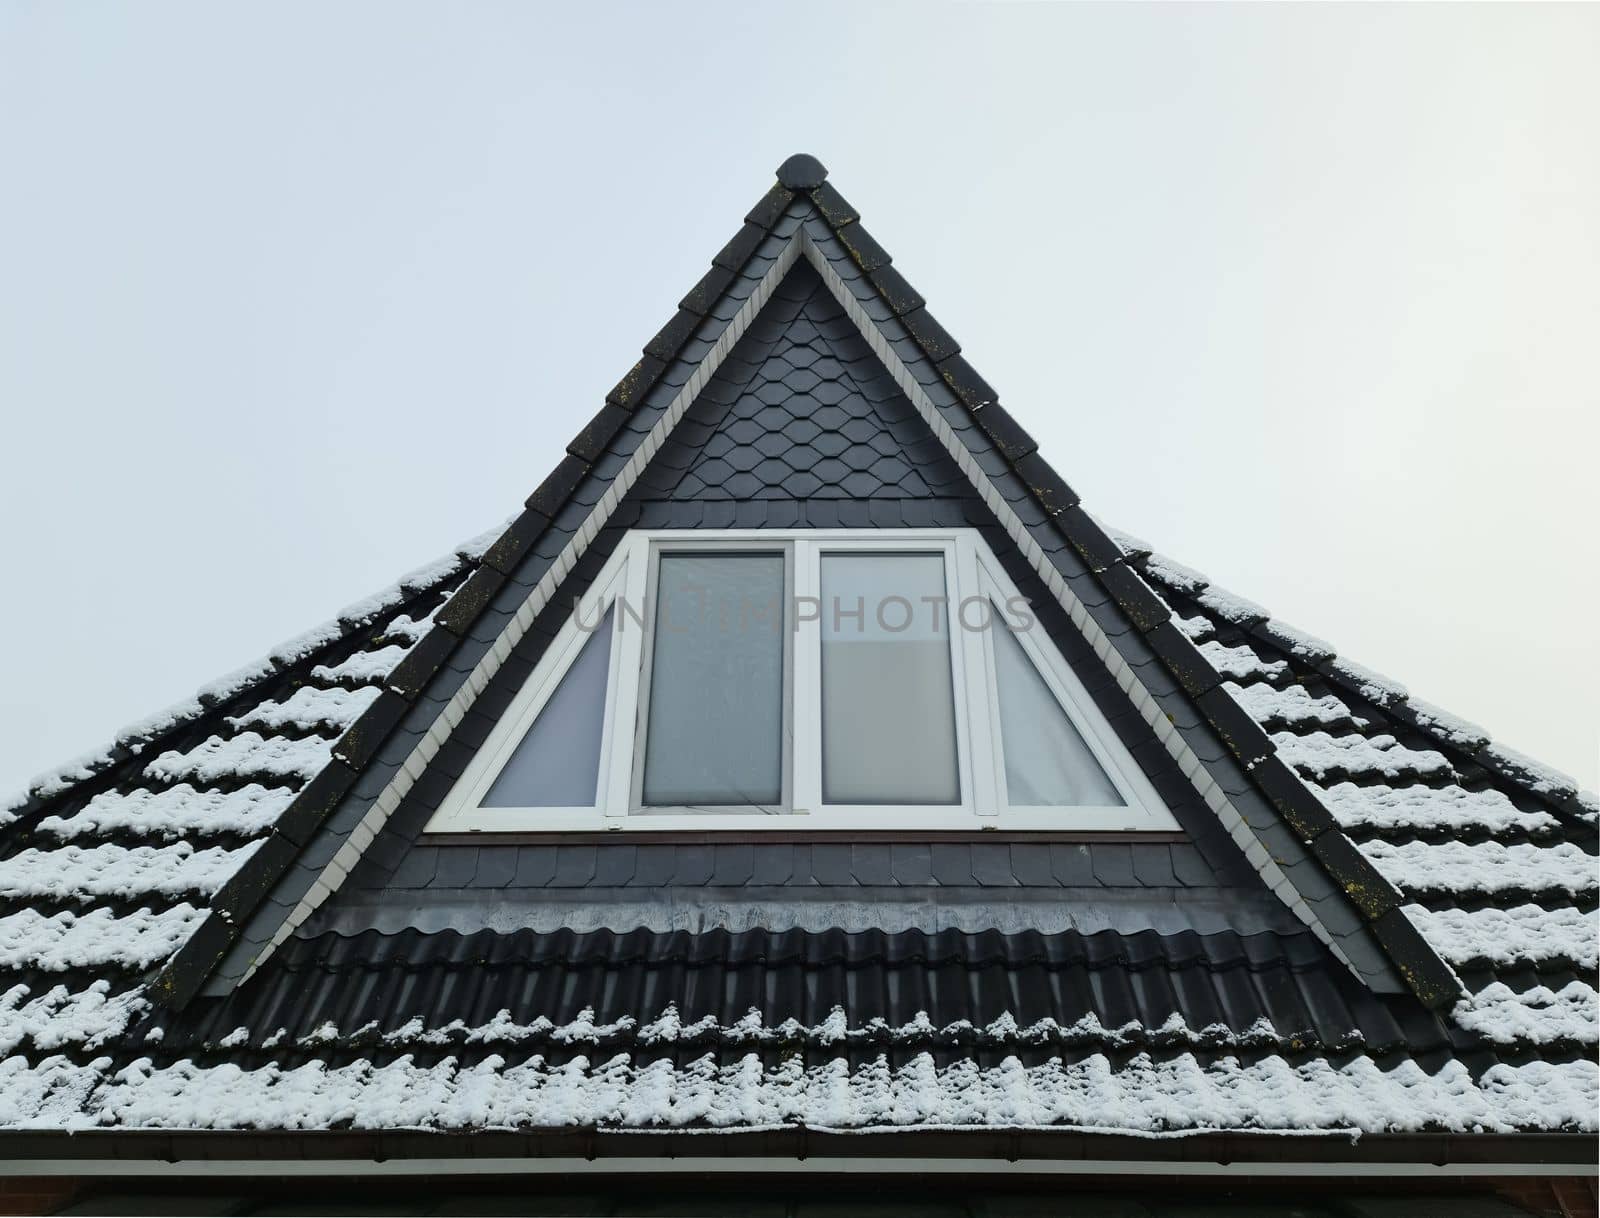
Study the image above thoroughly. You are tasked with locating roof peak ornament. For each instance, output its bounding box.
[776,152,828,189]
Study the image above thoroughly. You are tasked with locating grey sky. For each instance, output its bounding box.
[2,2,1595,792]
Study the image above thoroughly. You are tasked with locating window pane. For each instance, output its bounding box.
[642,553,785,807]
[992,616,1124,807]
[482,607,613,808]
[821,553,959,805]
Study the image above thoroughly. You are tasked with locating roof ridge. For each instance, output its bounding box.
[1121,533,1598,825]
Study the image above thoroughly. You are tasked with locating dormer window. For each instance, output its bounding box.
[426,529,1177,833]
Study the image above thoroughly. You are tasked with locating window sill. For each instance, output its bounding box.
[422,828,1188,846]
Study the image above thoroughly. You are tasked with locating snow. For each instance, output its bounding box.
[1325,658,1409,708]
[1405,699,1490,750]
[266,622,348,670]
[1270,731,1452,782]
[311,645,411,685]
[1404,904,1599,970]
[1104,526,1152,559]
[1361,840,1597,898]
[257,1005,1307,1056]
[4,529,485,814]
[1480,742,1580,800]
[21,748,118,803]
[1315,782,1559,836]
[1257,620,1336,665]
[1141,553,1211,596]
[458,521,509,561]
[0,1050,1591,1134]
[0,841,262,903]
[144,731,332,785]
[1225,682,1362,730]
[1452,982,1598,1046]
[1195,586,1270,627]
[1141,550,1589,814]
[382,608,442,646]
[0,981,148,1055]
[38,782,294,841]
[0,905,205,972]
[1198,641,1287,682]
[225,684,382,733]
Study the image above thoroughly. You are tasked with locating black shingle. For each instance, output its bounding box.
[930,843,976,887]
[430,848,479,889]
[671,846,715,886]
[1090,843,1137,887]
[890,843,935,886]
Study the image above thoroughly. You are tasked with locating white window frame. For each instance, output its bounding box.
[424,528,1179,834]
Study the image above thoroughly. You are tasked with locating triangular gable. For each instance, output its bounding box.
[3,154,1487,1019]
[421,260,1174,834]
[189,155,1456,1010]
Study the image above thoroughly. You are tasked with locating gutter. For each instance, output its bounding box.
[1,1129,1594,1176]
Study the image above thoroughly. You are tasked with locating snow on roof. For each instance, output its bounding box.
[1315,782,1560,837]
[1406,904,1597,971]
[38,783,297,841]
[6,525,494,814]
[1131,534,1599,1061]
[0,1047,1592,1135]
[0,530,482,1099]
[1269,731,1453,783]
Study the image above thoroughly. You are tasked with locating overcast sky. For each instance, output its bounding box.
[2,2,1595,793]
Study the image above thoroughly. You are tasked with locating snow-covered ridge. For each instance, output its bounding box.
[6,522,500,813]
[1121,531,1596,813]
[1,1050,1593,1134]
[38,783,295,842]
[1452,982,1599,1047]
[1362,840,1598,898]
[0,841,261,903]
[1403,905,1599,970]
[1316,782,1560,837]
[0,905,207,972]
[1271,731,1453,783]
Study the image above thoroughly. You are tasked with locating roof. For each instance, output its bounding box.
[0,154,1593,1156]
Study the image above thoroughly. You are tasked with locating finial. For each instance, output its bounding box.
[776,153,828,190]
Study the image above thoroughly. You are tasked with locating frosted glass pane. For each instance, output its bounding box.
[642,553,784,806]
[992,617,1124,807]
[821,553,959,805]
[482,607,612,808]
